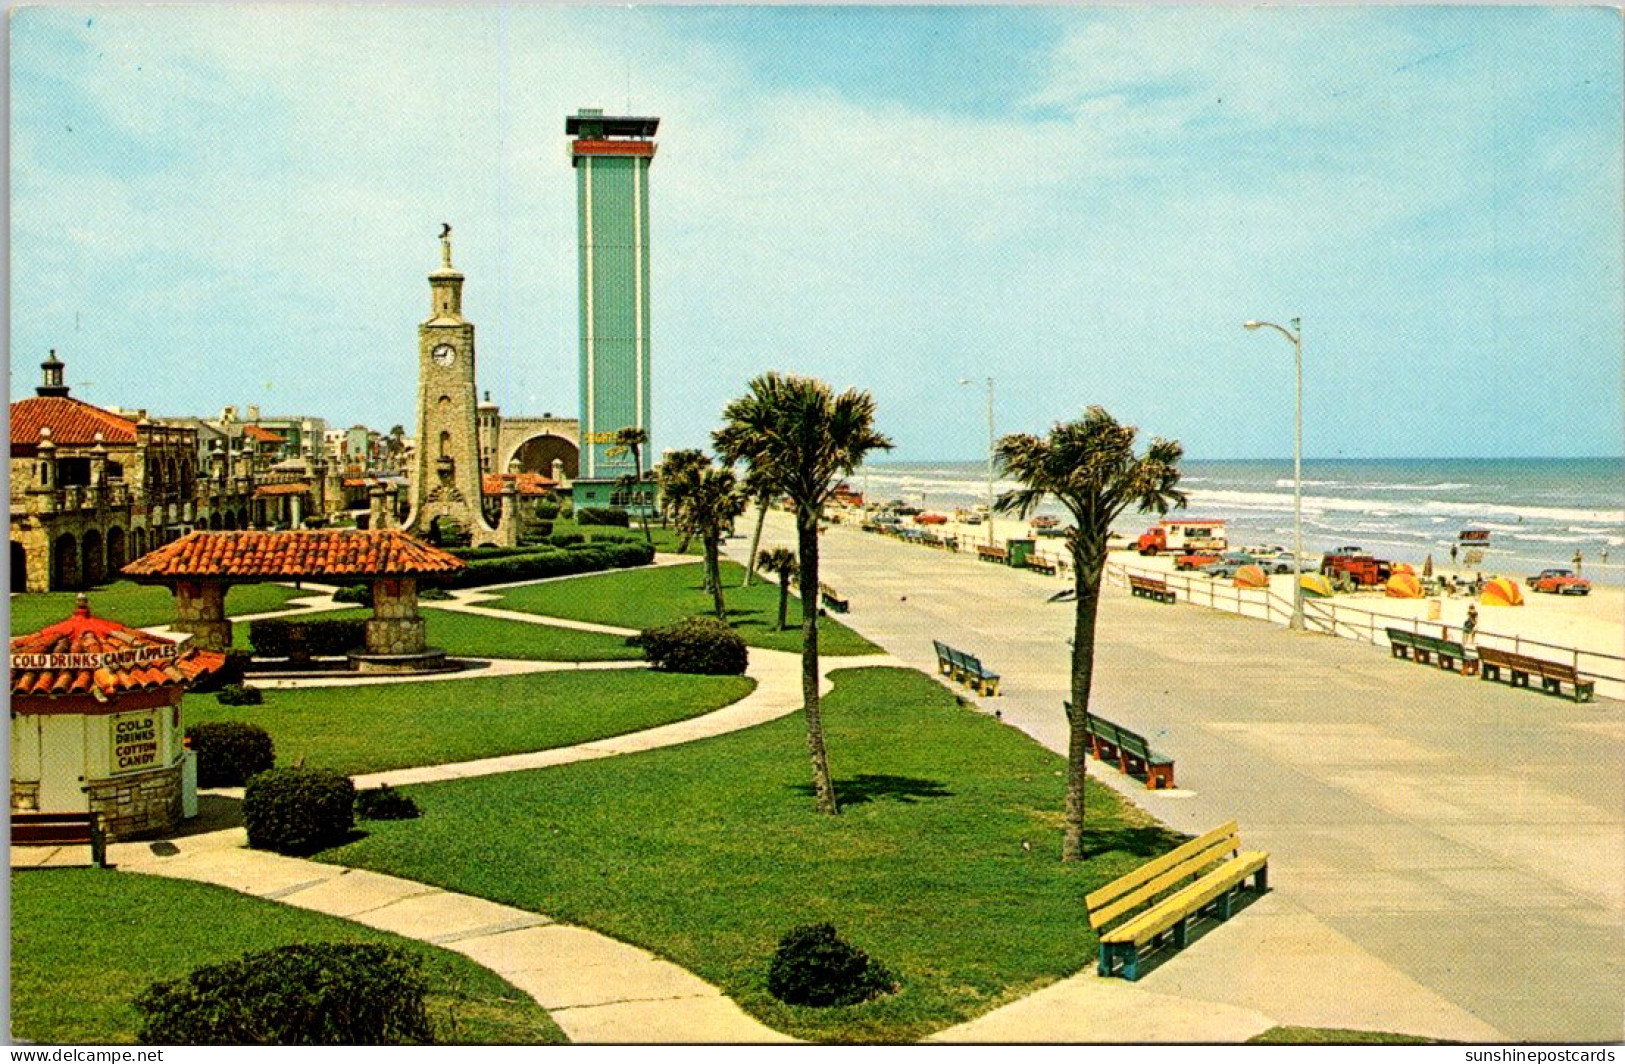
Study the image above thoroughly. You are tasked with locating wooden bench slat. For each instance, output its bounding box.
[1085,821,1239,911]
[1088,833,1242,930]
[1102,850,1270,946]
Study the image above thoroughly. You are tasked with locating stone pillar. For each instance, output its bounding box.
[386,485,402,528]
[89,434,108,492]
[172,580,231,651]
[498,480,520,547]
[290,493,304,528]
[365,577,425,656]
[368,483,386,531]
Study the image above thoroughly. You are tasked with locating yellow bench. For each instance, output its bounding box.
[1086,821,1269,980]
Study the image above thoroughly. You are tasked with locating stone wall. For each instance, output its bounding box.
[86,762,182,840]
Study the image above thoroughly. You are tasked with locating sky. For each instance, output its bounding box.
[9,5,1624,461]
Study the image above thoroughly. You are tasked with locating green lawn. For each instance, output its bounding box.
[1249,1027,1443,1045]
[231,606,641,662]
[10,580,308,635]
[10,869,564,1044]
[319,666,1184,1042]
[547,516,702,556]
[185,669,755,776]
[492,560,882,656]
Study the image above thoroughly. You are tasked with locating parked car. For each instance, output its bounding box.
[1173,551,1224,572]
[1248,549,1296,574]
[1527,568,1591,595]
[1203,552,1263,579]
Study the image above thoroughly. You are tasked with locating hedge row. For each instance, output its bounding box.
[450,541,654,587]
[248,619,369,658]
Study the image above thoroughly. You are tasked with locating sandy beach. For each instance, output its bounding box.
[831,505,1624,669]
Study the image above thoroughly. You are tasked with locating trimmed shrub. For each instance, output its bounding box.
[518,521,555,546]
[576,506,630,527]
[547,532,585,548]
[189,649,251,694]
[215,683,264,707]
[535,499,562,519]
[185,721,275,788]
[244,767,355,855]
[332,584,373,607]
[249,618,369,658]
[450,541,654,588]
[356,784,420,821]
[766,923,897,1008]
[635,616,748,675]
[419,585,452,601]
[133,942,431,1045]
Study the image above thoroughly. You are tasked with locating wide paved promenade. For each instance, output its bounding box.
[733,515,1624,1042]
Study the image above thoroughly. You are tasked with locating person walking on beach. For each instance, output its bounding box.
[1573,549,1584,574]
[1464,604,1479,648]
[1450,543,1458,565]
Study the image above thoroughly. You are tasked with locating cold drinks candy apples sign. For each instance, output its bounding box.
[9,645,178,672]
[111,710,162,774]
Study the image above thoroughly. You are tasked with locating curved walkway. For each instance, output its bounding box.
[108,568,900,1043]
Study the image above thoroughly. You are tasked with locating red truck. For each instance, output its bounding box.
[1137,519,1227,556]
[1320,548,1392,588]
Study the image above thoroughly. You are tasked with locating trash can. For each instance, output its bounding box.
[181,748,199,819]
[1007,538,1036,568]
[1426,598,1442,622]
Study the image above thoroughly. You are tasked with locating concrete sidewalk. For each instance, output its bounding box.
[731,512,1623,1042]
[107,828,792,1044]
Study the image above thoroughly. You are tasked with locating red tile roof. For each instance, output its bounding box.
[10,596,225,699]
[123,530,466,580]
[482,472,558,497]
[255,482,310,497]
[243,425,286,443]
[9,397,139,449]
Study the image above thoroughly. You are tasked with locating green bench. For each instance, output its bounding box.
[1128,574,1176,604]
[1478,646,1595,702]
[1386,628,1477,675]
[1069,703,1175,790]
[1088,821,1270,981]
[933,640,1000,695]
[818,582,850,614]
[11,812,109,868]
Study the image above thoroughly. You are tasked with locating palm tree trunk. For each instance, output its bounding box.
[1063,530,1108,862]
[742,497,769,587]
[778,571,790,630]
[634,453,652,544]
[705,536,726,620]
[796,506,838,814]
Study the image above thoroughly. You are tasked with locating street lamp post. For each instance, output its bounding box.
[1244,318,1305,631]
[959,377,996,547]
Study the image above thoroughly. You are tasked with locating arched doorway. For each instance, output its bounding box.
[53,534,80,590]
[81,529,105,586]
[508,434,579,479]
[223,510,238,530]
[107,526,128,573]
[11,540,28,593]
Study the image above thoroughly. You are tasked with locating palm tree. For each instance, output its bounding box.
[715,372,893,815]
[757,546,799,629]
[740,467,781,588]
[656,449,707,555]
[994,406,1184,861]
[613,426,653,544]
[665,461,746,620]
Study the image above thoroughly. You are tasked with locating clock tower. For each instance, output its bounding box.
[405,228,501,544]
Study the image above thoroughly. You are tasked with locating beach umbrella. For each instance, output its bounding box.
[1299,572,1334,599]
[1233,565,1269,589]
[1423,554,1434,578]
[1391,562,1415,576]
[1480,577,1525,607]
[1385,572,1423,598]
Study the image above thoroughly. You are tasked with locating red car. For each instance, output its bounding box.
[1173,552,1222,571]
[1527,568,1591,595]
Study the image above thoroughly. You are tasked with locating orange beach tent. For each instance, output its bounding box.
[1480,577,1524,607]
[1385,573,1423,598]
[1391,562,1415,576]
[1233,565,1269,589]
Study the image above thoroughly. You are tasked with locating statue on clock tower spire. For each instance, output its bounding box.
[403,226,507,545]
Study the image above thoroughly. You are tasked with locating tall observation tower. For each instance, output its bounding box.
[567,108,658,509]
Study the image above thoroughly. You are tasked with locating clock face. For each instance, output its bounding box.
[431,343,457,367]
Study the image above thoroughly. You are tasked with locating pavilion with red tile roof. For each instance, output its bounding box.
[123,530,465,670]
[10,594,225,838]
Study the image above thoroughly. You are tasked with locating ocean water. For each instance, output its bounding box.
[851,457,1625,585]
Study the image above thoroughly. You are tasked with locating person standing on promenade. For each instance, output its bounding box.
[1464,604,1479,648]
